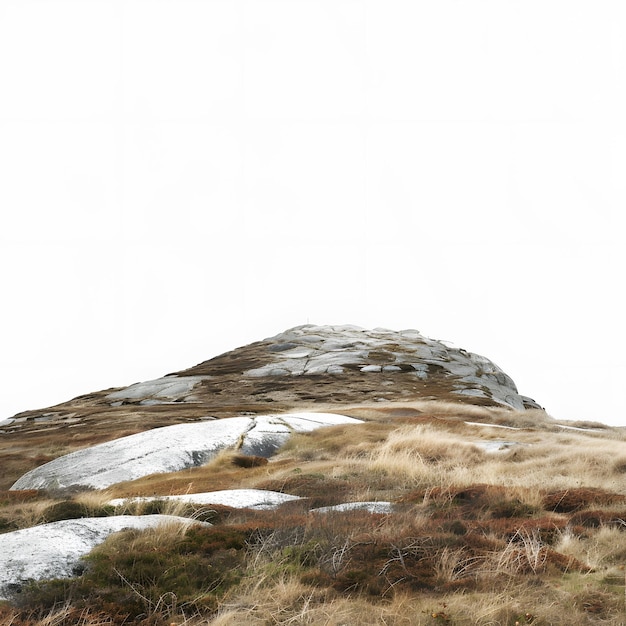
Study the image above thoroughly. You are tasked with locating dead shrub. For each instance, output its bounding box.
[575,589,620,616]
[472,516,568,544]
[401,485,538,523]
[542,548,589,573]
[569,509,626,528]
[0,490,41,505]
[543,488,626,513]
[230,454,268,469]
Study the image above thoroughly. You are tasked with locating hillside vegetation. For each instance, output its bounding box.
[2,400,626,625]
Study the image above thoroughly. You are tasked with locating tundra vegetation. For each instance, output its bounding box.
[1,401,626,625]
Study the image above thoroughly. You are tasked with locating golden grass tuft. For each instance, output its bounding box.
[369,423,487,488]
[2,400,626,625]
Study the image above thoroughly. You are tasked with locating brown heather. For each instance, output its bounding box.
[1,400,626,625]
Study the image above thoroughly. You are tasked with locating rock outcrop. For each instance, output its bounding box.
[243,325,537,410]
[108,489,302,510]
[0,515,207,600]
[115,324,539,411]
[10,412,361,491]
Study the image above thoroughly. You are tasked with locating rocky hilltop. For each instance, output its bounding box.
[3,326,626,624]
[173,324,540,410]
[6,324,540,425]
[1,325,540,491]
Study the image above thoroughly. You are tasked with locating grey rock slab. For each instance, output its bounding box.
[442,362,477,378]
[503,394,525,410]
[521,396,543,409]
[109,489,301,510]
[361,365,382,372]
[280,349,313,359]
[105,375,207,404]
[311,502,393,514]
[475,441,525,453]
[453,388,488,398]
[297,334,327,343]
[10,413,362,491]
[268,342,299,352]
[399,329,423,339]
[382,365,402,372]
[0,515,206,600]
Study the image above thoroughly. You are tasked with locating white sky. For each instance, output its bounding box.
[1,1,625,426]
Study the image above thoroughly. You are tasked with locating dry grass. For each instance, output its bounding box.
[205,579,625,625]
[104,449,279,501]
[3,584,624,626]
[555,524,626,569]
[360,421,626,493]
[368,424,487,489]
[342,401,555,429]
[0,497,56,531]
[2,400,626,625]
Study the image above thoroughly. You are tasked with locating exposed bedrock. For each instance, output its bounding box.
[10,412,361,491]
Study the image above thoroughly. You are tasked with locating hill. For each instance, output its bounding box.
[0,325,625,625]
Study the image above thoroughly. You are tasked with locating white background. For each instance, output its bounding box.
[1,1,624,425]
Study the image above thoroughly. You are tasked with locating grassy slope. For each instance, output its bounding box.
[1,401,626,625]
